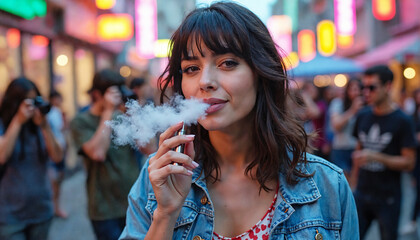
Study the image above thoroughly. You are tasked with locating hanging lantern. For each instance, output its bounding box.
[372,0,396,21]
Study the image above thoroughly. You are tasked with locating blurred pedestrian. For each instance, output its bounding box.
[47,90,68,218]
[400,88,420,235]
[351,65,417,240]
[0,77,63,240]
[70,69,139,240]
[329,78,363,179]
[129,77,155,106]
[128,77,158,169]
[120,2,358,239]
[300,82,329,159]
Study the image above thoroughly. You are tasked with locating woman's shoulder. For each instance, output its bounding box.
[304,153,343,175]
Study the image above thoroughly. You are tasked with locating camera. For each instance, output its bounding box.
[118,85,137,103]
[33,96,51,115]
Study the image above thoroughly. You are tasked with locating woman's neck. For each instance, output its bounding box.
[209,128,252,168]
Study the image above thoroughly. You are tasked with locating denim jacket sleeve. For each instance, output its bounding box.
[119,160,151,240]
[339,170,359,239]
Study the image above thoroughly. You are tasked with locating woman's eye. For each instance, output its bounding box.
[182,66,200,74]
[220,60,239,69]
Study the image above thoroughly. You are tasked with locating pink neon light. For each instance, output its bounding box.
[135,0,157,59]
[267,15,292,55]
[334,0,356,35]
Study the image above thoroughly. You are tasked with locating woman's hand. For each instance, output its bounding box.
[148,122,198,218]
[15,99,36,124]
[350,96,364,114]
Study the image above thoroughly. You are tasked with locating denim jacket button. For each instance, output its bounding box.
[200,195,208,205]
[193,236,203,240]
[315,232,323,240]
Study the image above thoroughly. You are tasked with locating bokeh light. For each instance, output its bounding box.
[56,54,68,66]
[334,74,348,87]
[403,67,416,79]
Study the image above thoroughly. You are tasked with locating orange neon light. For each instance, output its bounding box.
[317,20,336,56]
[372,0,395,21]
[337,34,353,48]
[298,30,316,62]
[97,14,133,41]
[32,35,49,47]
[96,0,116,9]
[6,28,20,48]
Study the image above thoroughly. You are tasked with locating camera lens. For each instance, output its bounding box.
[33,96,51,115]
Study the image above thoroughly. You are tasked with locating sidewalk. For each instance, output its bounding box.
[48,170,95,240]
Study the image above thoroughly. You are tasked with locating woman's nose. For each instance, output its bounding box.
[199,66,217,91]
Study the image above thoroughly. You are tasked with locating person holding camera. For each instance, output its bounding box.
[70,69,140,240]
[0,77,63,240]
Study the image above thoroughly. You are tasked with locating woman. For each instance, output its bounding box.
[0,77,63,239]
[120,2,358,239]
[329,78,363,178]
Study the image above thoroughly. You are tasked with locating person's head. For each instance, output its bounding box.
[343,77,362,110]
[0,77,41,128]
[158,2,309,190]
[49,90,63,107]
[362,65,394,106]
[89,69,125,103]
[130,77,148,99]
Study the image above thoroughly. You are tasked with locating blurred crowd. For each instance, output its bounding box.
[0,64,419,239]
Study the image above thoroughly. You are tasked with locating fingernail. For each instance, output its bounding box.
[187,170,193,175]
[185,134,195,139]
[192,161,199,168]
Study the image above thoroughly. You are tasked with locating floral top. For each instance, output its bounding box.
[212,191,278,240]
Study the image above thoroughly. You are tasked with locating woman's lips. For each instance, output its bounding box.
[205,102,226,114]
[203,98,227,114]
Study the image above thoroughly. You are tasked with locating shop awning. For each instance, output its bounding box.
[289,54,363,78]
[354,32,420,67]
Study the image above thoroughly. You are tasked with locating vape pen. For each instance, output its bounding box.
[175,124,186,153]
[173,124,186,166]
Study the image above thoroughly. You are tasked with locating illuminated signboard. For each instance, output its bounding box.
[317,20,336,56]
[97,14,133,41]
[372,0,395,21]
[6,28,20,48]
[135,0,157,59]
[298,30,316,62]
[267,15,292,55]
[96,0,116,9]
[334,0,356,35]
[0,0,46,20]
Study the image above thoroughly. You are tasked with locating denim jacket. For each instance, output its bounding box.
[120,153,359,240]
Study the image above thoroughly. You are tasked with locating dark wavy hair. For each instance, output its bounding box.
[0,77,41,128]
[0,77,46,161]
[158,2,310,191]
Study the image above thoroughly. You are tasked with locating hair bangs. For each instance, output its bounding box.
[180,9,245,59]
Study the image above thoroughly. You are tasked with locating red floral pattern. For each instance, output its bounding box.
[212,191,278,240]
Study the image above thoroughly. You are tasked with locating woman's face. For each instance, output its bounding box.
[347,81,361,100]
[181,41,257,132]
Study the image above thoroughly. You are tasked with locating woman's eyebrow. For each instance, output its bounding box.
[181,55,199,61]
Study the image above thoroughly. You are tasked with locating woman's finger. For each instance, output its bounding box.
[149,164,193,184]
[149,150,198,170]
[153,131,194,160]
[158,122,184,146]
